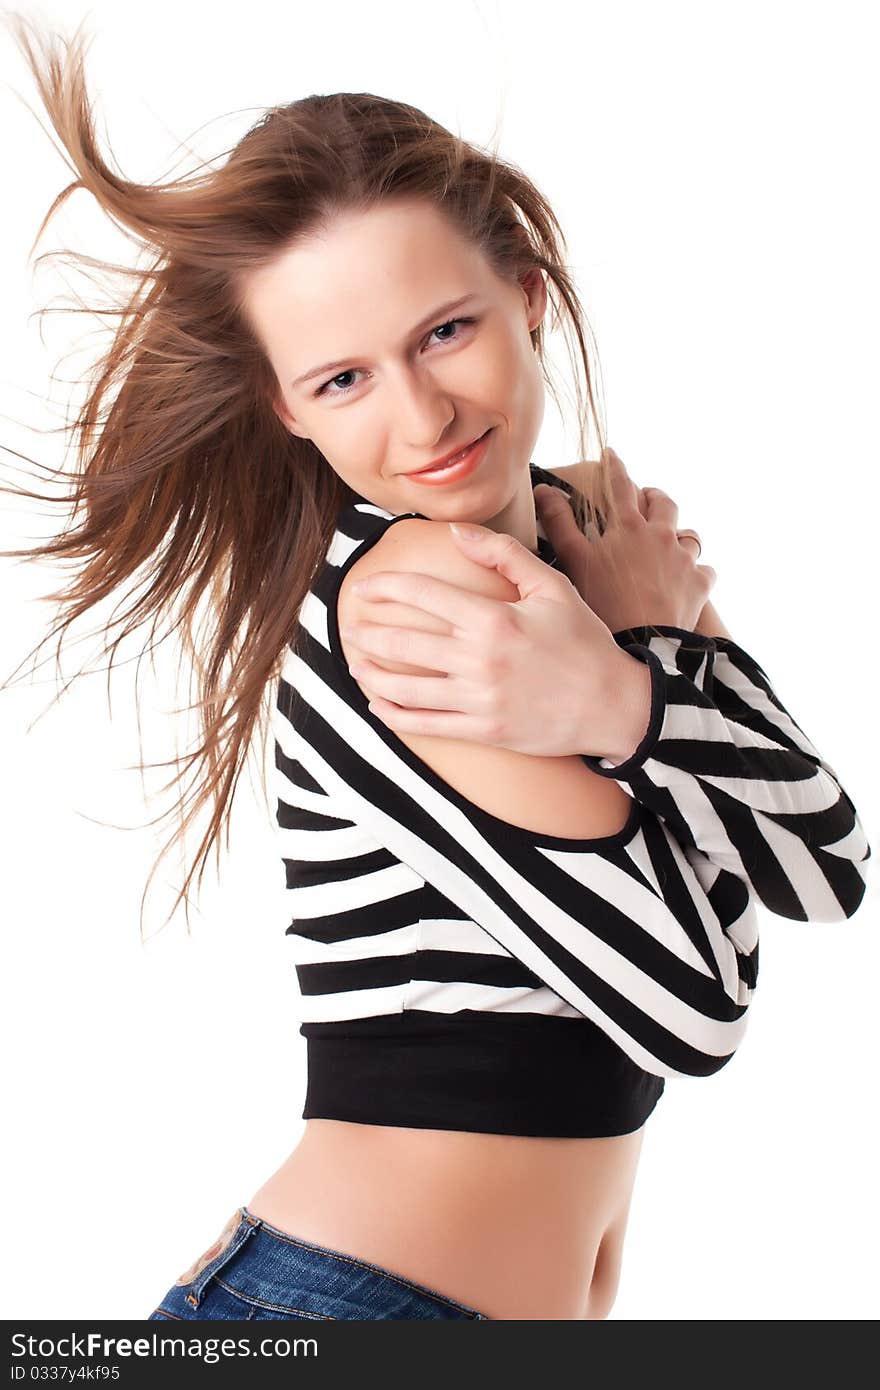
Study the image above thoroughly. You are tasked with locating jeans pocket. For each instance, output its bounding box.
[172,1208,259,1311]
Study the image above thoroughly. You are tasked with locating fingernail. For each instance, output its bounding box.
[449,522,483,539]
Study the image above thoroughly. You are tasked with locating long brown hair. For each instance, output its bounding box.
[1,13,627,939]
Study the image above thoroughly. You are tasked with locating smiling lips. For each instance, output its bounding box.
[408,429,488,474]
[403,429,493,485]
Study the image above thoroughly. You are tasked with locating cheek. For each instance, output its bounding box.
[464,330,530,406]
[314,413,386,476]
[504,340,544,422]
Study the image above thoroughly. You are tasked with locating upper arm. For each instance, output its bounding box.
[337,518,634,841]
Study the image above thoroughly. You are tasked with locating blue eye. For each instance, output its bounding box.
[314,318,476,398]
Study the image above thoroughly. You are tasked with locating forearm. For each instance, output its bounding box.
[580,628,870,921]
[599,598,733,761]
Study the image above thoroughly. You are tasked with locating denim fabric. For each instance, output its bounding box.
[148,1205,490,1320]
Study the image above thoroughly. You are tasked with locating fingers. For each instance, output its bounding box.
[346,654,468,712]
[601,446,642,520]
[551,446,684,537]
[603,448,679,530]
[342,618,468,680]
[640,485,679,529]
[533,483,568,518]
[351,568,503,632]
[676,533,701,558]
[533,484,584,563]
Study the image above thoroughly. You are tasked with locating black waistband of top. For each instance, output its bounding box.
[298,1009,665,1139]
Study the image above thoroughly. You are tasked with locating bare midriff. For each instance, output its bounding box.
[244,1118,647,1320]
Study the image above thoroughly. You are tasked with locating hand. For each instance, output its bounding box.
[533,447,717,633]
[344,527,651,760]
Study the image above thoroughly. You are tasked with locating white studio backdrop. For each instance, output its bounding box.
[0,0,877,1320]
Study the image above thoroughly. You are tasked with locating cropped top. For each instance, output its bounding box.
[270,461,871,1138]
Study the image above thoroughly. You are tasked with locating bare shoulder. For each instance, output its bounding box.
[338,517,519,679]
[336,518,634,842]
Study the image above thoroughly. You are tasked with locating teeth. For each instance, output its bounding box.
[436,441,475,469]
[414,434,483,474]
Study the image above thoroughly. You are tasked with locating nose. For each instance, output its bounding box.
[387,361,456,448]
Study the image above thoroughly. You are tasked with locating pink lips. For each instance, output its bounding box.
[403,429,493,486]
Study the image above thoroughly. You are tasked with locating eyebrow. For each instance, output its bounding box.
[291,293,481,389]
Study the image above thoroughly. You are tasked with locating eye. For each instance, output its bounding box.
[314,317,476,398]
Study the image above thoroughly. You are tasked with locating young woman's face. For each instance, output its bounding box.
[242,197,548,531]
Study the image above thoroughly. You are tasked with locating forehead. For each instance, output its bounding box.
[242,199,493,328]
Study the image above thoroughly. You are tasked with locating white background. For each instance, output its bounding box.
[1,0,877,1320]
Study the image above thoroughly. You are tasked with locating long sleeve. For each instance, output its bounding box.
[280,619,761,1082]
[580,625,871,922]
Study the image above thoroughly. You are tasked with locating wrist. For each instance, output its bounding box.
[599,650,654,765]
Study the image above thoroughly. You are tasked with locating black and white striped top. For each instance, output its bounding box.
[271,462,871,1137]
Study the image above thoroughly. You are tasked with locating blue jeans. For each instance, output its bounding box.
[148,1206,491,1320]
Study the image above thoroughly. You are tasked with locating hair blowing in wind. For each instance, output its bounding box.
[0,12,620,938]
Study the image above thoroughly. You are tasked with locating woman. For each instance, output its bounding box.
[3,17,870,1322]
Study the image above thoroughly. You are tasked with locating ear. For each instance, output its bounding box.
[271,386,312,442]
[521,265,548,334]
